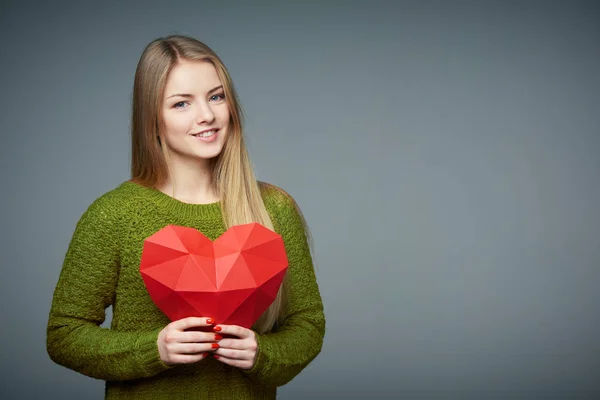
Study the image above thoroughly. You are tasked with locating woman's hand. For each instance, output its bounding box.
[157,317,221,365]
[211,324,258,370]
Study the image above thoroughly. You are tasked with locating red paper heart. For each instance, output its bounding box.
[140,222,288,328]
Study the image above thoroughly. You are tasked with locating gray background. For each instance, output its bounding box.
[1,0,599,398]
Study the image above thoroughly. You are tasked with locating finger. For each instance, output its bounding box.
[216,338,247,350]
[213,354,253,370]
[178,331,222,343]
[213,324,251,338]
[173,317,215,331]
[162,330,218,346]
[168,342,218,355]
[214,348,250,360]
[167,352,209,365]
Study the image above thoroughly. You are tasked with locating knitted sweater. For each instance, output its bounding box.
[46,181,325,399]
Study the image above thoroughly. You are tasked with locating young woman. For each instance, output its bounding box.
[47,35,325,399]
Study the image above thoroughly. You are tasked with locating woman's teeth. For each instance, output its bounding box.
[194,130,216,138]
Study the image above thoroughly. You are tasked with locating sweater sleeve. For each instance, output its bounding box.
[46,195,172,381]
[243,189,326,387]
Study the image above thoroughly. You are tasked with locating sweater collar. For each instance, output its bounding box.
[121,181,223,221]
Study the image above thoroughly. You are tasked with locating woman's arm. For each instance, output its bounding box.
[46,195,172,381]
[243,188,326,387]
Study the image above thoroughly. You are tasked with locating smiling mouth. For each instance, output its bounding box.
[192,129,217,138]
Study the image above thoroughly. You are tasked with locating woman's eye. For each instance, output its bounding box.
[174,101,188,108]
[210,93,225,102]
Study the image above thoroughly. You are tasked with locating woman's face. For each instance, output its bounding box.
[161,60,230,163]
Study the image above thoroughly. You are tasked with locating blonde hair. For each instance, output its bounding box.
[130,35,289,333]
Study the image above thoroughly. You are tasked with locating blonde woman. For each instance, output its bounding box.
[46,35,325,399]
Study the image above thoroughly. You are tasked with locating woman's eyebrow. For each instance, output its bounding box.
[166,85,223,99]
[207,85,223,94]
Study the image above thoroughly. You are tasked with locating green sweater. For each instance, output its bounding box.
[47,181,325,399]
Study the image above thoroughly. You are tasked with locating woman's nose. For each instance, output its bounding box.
[196,103,215,124]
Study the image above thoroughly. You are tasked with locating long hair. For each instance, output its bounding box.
[130,35,293,333]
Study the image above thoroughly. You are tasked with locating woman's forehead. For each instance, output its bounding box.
[165,61,221,94]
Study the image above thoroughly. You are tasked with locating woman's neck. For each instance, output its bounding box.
[156,158,219,205]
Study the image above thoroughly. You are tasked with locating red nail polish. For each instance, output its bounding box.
[213,355,220,359]
[213,326,222,332]
[206,318,214,325]
[215,334,223,341]
[212,343,219,349]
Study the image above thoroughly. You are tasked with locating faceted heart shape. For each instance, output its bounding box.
[140,222,288,328]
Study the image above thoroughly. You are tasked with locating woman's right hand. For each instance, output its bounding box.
[157,317,221,365]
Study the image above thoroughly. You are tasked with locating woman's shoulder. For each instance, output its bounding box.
[258,181,299,211]
[258,181,311,245]
[258,181,309,229]
[78,180,142,220]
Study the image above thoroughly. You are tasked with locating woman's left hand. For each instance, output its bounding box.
[211,324,258,370]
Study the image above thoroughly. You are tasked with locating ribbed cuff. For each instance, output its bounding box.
[135,328,174,377]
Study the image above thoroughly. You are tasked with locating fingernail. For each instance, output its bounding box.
[212,343,219,349]
[215,334,223,341]
[213,326,222,332]
[206,318,214,325]
[213,354,220,359]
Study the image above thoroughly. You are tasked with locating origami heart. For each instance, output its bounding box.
[140,222,288,328]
